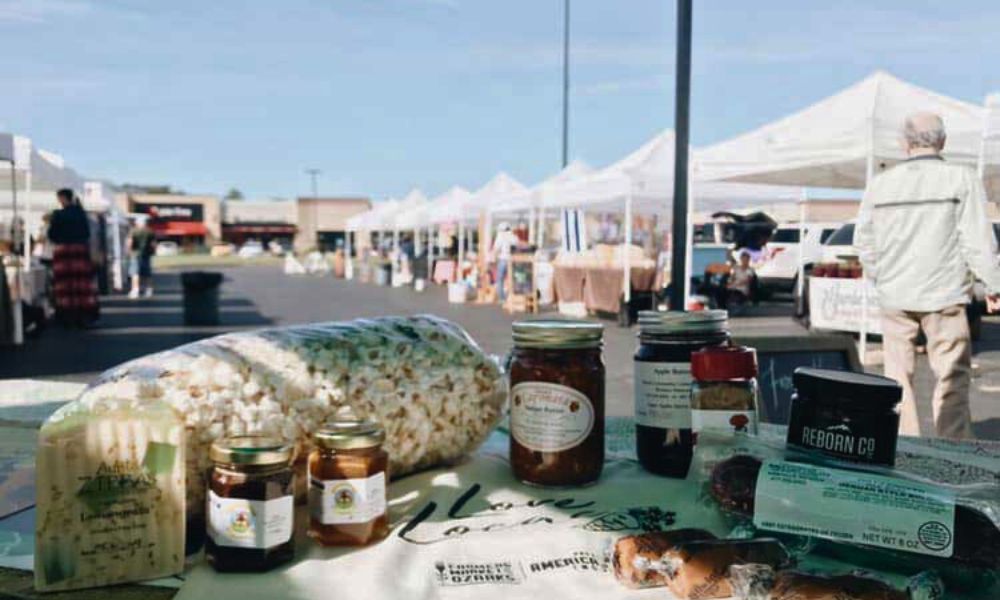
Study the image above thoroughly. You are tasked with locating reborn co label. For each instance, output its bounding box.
[510,382,594,452]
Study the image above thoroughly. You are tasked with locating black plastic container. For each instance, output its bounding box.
[787,368,902,466]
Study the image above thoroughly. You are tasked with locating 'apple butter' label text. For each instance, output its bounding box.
[208,491,293,549]
[309,471,387,525]
[634,362,692,429]
[510,382,594,453]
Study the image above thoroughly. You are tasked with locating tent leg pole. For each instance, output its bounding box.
[9,161,23,345]
[669,0,693,312]
[624,193,633,304]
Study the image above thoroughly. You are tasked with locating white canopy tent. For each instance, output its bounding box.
[466,173,527,268]
[0,133,86,345]
[344,198,400,275]
[425,186,471,278]
[489,160,592,247]
[544,128,801,302]
[695,70,986,362]
[979,93,1000,202]
[694,71,985,187]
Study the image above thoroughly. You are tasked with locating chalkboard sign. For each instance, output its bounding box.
[732,335,862,425]
[510,257,535,297]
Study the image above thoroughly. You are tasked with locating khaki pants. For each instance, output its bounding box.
[881,305,974,439]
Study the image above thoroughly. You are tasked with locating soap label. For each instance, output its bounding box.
[634,361,692,429]
[754,460,955,558]
[208,491,293,549]
[691,409,757,435]
[310,471,387,525]
[510,382,594,453]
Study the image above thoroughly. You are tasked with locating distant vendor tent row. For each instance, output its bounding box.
[343,70,1000,324]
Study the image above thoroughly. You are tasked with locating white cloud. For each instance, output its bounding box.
[0,0,91,23]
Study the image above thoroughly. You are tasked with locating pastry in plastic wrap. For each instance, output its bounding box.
[660,539,793,599]
[611,529,717,588]
[44,316,505,528]
[728,565,945,600]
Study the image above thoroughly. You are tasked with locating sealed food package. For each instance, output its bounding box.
[49,316,505,525]
[657,539,793,599]
[728,565,945,600]
[35,401,185,591]
[611,529,717,588]
[690,432,1000,591]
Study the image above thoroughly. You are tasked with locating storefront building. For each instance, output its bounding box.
[295,197,371,252]
[119,193,222,247]
[222,200,298,248]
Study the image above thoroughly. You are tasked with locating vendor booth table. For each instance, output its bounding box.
[1,384,997,600]
[553,264,660,324]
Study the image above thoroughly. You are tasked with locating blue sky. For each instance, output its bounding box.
[3,0,1000,200]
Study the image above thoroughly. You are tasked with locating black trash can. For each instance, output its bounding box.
[181,271,223,326]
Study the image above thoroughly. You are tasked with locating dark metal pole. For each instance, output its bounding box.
[669,0,692,311]
[561,0,570,168]
[305,168,321,199]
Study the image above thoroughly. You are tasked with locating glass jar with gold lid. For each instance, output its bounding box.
[308,419,390,546]
[206,436,295,572]
[509,319,605,487]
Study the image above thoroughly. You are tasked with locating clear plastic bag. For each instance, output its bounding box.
[688,431,1000,592]
[46,315,506,523]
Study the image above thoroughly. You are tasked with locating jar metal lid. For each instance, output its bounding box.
[793,367,902,406]
[638,310,728,334]
[512,319,603,349]
[314,419,386,450]
[210,436,293,467]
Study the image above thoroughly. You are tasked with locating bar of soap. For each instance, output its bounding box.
[34,401,185,591]
[663,539,792,599]
[612,529,717,588]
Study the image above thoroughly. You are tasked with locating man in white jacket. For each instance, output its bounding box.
[856,112,1000,439]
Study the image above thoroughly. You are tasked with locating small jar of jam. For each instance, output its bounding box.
[788,368,902,466]
[634,310,729,478]
[206,436,295,572]
[308,419,389,546]
[509,319,604,487]
[690,346,759,440]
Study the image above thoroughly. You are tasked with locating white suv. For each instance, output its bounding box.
[756,223,841,292]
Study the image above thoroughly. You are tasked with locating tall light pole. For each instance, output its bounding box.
[305,168,321,199]
[668,0,693,311]
[561,0,570,168]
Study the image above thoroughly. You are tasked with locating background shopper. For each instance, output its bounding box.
[47,188,99,327]
[127,215,156,299]
[491,221,518,301]
[856,112,1000,439]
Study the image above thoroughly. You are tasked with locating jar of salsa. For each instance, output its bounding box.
[634,310,729,477]
[308,419,390,546]
[509,319,604,487]
[206,436,295,572]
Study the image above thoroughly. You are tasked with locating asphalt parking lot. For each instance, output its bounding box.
[3,265,998,438]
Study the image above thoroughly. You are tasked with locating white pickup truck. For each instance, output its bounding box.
[756,223,841,293]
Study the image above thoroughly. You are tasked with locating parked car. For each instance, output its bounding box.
[756,222,841,293]
[813,221,1000,340]
[238,240,264,259]
[154,240,179,257]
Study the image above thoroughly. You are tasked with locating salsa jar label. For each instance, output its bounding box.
[208,490,294,549]
[754,460,955,558]
[309,471,387,525]
[691,409,757,435]
[510,382,594,453]
[634,362,692,429]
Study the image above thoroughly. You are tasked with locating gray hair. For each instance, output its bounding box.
[902,112,946,151]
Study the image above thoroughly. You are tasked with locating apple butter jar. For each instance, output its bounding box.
[509,319,604,487]
[787,368,902,466]
[308,419,389,546]
[634,310,729,478]
[206,436,295,572]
